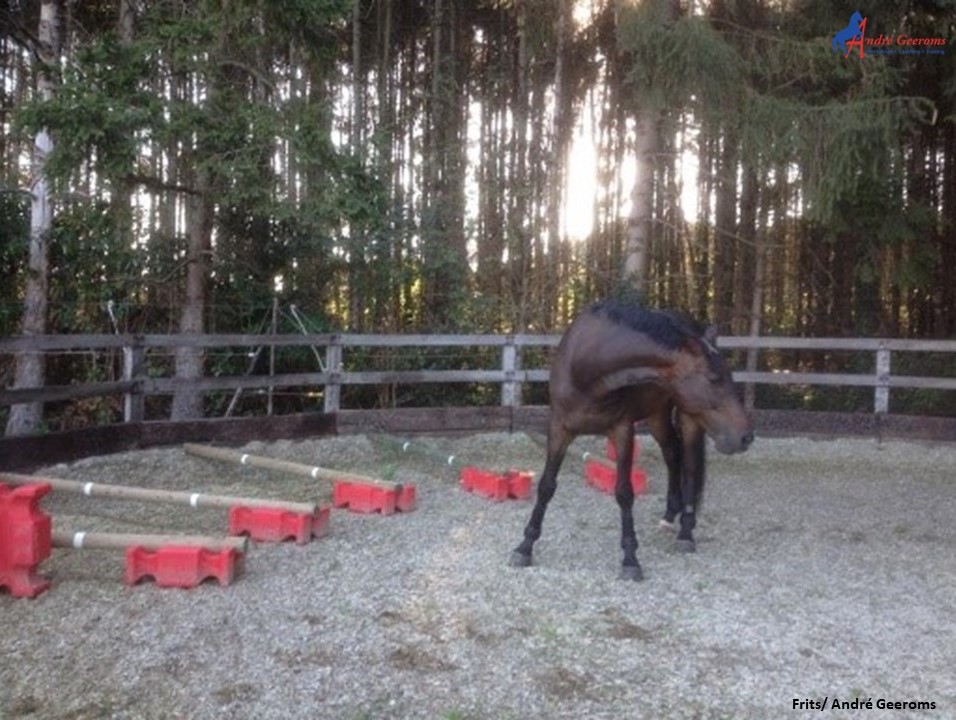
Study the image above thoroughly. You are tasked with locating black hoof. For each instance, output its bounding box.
[675,538,696,553]
[510,550,533,568]
[619,563,644,581]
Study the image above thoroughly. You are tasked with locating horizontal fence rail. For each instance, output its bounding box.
[1,334,954,420]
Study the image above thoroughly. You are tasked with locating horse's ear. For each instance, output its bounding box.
[687,325,719,356]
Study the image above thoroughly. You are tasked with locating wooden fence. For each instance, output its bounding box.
[1,333,956,422]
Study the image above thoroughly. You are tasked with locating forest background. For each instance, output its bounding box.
[1,0,954,433]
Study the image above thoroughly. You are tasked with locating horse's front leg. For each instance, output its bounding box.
[676,414,706,553]
[510,423,571,568]
[612,421,643,581]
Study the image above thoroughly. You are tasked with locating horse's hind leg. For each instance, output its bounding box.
[648,409,682,532]
[510,422,572,568]
[612,421,643,581]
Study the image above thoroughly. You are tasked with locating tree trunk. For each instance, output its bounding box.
[744,232,766,410]
[713,132,738,328]
[110,0,136,322]
[348,0,367,329]
[508,0,530,328]
[742,164,763,411]
[544,0,571,326]
[170,165,212,420]
[376,0,396,330]
[619,0,677,297]
[940,123,956,336]
[622,110,657,294]
[735,152,758,335]
[6,0,60,437]
[170,0,228,419]
[476,85,504,319]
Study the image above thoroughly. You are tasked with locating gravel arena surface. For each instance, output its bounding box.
[1,431,955,720]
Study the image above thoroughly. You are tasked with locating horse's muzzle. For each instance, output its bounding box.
[715,429,754,455]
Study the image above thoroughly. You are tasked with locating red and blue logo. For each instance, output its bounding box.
[832,11,867,58]
[832,11,948,58]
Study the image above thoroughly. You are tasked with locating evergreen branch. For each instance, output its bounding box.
[795,96,936,117]
[218,60,276,91]
[655,216,786,252]
[0,11,42,56]
[123,173,201,197]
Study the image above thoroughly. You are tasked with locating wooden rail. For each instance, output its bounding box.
[1,333,954,420]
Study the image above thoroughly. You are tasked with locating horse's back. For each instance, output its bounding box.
[553,302,683,388]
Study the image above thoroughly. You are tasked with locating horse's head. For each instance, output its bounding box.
[669,327,754,455]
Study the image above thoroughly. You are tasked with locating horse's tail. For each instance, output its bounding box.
[695,437,707,511]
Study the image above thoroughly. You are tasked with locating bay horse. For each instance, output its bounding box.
[511,300,754,580]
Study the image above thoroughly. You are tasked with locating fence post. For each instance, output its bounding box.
[324,335,342,413]
[122,340,145,423]
[874,343,890,414]
[500,336,521,408]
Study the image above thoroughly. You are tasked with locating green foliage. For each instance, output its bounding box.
[733,3,940,224]
[618,0,939,226]
[261,0,353,63]
[0,192,29,335]
[791,96,935,223]
[48,202,140,331]
[12,0,361,336]
[617,4,746,114]
[15,36,162,191]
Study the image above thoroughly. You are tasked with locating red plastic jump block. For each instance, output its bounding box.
[606,436,642,463]
[332,481,417,515]
[584,459,648,496]
[124,546,240,588]
[459,467,534,502]
[228,505,331,544]
[0,482,52,599]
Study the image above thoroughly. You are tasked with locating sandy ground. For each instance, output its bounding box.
[1,431,955,719]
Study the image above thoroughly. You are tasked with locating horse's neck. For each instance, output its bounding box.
[600,330,681,370]
[572,328,682,392]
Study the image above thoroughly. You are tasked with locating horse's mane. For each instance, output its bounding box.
[590,300,703,343]
[589,301,721,371]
